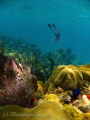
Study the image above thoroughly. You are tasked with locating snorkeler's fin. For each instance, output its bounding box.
[52,23,56,29]
[48,23,52,29]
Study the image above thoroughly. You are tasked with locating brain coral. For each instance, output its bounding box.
[46,65,83,92]
[77,64,90,82]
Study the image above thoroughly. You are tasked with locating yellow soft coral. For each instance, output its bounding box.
[37,81,46,95]
[44,94,60,102]
[64,105,83,120]
[64,104,90,120]
[0,101,72,120]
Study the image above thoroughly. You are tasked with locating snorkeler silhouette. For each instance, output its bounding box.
[48,23,60,41]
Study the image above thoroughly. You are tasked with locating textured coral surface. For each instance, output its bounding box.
[78,64,90,82]
[0,101,72,120]
[0,54,37,107]
[46,65,83,92]
[0,101,90,120]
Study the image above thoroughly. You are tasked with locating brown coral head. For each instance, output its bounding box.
[4,58,21,72]
[0,55,37,108]
[0,53,7,71]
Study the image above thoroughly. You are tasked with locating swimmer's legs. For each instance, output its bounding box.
[52,23,59,33]
[52,23,56,29]
[48,23,52,29]
[48,23,57,35]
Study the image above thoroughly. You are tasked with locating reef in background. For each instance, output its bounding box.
[0,34,81,82]
[0,34,90,120]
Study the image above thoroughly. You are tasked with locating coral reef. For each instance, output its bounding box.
[37,81,46,95]
[81,83,90,94]
[46,65,83,92]
[0,34,79,82]
[72,94,90,113]
[44,94,60,102]
[0,101,90,120]
[72,89,81,100]
[0,101,72,120]
[0,54,37,108]
[0,34,41,66]
[77,64,90,82]
[64,104,90,120]
[42,48,77,67]
[0,41,7,55]
[80,95,90,106]
[0,34,90,119]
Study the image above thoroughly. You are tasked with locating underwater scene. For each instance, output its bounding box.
[0,0,90,120]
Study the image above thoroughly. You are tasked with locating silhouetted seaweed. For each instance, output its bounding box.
[47,56,55,70]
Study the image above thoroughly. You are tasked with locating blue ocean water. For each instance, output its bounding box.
[0,0,90,64]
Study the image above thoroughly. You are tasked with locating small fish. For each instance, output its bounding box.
[72,89,81,100]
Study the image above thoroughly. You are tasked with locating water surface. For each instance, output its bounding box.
[0,0,90,64]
